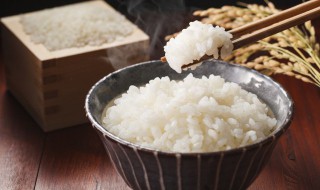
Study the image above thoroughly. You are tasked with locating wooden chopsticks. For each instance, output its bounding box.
[161,0,320,67]
[231,0,320,49]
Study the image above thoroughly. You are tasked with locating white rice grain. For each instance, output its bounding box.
[20,3,134,51]
[102,74,278,153]
[164,21,233,73]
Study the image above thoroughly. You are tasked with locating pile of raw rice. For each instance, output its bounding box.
[20,2,134,51]
[102,74,277,152]
[164,21,233,73]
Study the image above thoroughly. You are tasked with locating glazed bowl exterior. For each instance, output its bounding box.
[85,60,293,190]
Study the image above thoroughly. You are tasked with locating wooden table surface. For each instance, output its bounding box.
[1,2,320,190]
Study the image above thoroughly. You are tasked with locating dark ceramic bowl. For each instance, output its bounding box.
[85,60,293,190]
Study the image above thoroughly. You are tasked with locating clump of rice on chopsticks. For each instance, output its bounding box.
[163,21,233,73]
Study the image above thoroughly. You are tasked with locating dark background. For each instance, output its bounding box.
[0,0,303,17]
[0,0,305,59]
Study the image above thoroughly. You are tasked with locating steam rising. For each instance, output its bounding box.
[120,0,192,59]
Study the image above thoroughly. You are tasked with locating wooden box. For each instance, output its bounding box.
[0,1,149,131]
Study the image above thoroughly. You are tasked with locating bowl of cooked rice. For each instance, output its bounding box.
[85,59,293,190]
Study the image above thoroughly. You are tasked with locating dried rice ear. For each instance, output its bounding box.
[187,2,320,87]
[165,32,179,41]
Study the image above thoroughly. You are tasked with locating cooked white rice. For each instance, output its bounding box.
[164,21,233,73]
[102,74,277,153]
[20,2,134,51]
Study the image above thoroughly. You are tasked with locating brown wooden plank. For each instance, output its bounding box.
[0,61,45,190]
[1,3,320,190]
[283,77,320,189]
[0,1,149,61]
[33,74,320,190]
[250,76,320,189]
[35,124,130,190]
[1,1,149,131]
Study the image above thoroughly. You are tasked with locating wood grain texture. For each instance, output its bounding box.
[0,0,149,60]
[0,0,149,131]
[250,76,320,190]
[0,2,320,189]
[2,57,319,190]
[0,61,45,190]
[34,125,130,190]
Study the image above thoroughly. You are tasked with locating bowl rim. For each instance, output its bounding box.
[85,60,294,156]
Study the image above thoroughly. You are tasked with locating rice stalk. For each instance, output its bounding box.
[166,2,320,87]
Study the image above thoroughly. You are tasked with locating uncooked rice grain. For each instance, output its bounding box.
[102,74,277,153]
[20,3,134,51]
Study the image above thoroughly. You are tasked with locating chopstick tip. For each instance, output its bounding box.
[161,56,167,62]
